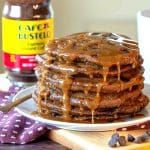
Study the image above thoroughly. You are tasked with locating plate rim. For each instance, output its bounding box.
[13,85,150,131]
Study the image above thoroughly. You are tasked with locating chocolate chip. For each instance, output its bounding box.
[121,49,129,54]
[111,133,119,140]
[134,137,143,144]
[142,132,150,138]
[90,32,100,36]
[108,138,118,147]
[145,129,150,136]
[118,136,126,146]
[128,134,135,142]
[134,134,149,144]
[108,133,119,147]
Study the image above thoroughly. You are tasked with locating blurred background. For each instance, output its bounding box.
[0,0,150,69]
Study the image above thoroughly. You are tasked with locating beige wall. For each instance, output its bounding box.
[52,0,150,39]
[1,0,150,69]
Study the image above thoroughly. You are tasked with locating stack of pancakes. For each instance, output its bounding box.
[33,32,149,123]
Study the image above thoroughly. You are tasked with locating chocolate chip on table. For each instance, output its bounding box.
[134,136,144,144]
[134,133,149,144]
[118,136,127,146]
[108,137,118,147]
[145,129,150,136]
[108,130,150,147]
[111,133,119,140]
[142,132,150,139]
[128,134,135,142]
[108,133,119,147]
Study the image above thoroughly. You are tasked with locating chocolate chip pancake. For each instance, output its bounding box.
[34,32,149,123]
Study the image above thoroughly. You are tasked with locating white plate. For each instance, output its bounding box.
[13,85,150,131]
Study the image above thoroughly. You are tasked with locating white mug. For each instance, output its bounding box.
[137,10,150,84]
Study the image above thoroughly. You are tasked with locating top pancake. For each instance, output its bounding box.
[36,32,142,85]
[45,32,139,67]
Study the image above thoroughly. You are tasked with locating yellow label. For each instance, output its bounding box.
[2,17,54,55]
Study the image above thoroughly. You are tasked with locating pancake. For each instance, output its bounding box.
[34,32,149,123]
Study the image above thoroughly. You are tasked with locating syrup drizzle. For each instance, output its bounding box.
[37,32,142,123]
[61,75,73,120]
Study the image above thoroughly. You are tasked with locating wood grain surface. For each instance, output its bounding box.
[49,129,150,150]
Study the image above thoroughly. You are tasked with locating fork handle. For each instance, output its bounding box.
[0,93,32,113]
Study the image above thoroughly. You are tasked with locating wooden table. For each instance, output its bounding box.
[49,129,150,150]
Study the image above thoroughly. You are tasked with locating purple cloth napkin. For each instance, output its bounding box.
[0,86,47,144]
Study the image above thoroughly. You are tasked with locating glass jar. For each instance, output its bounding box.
[2,0,54,86]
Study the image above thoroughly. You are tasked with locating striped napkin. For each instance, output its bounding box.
[0,85,47,144]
